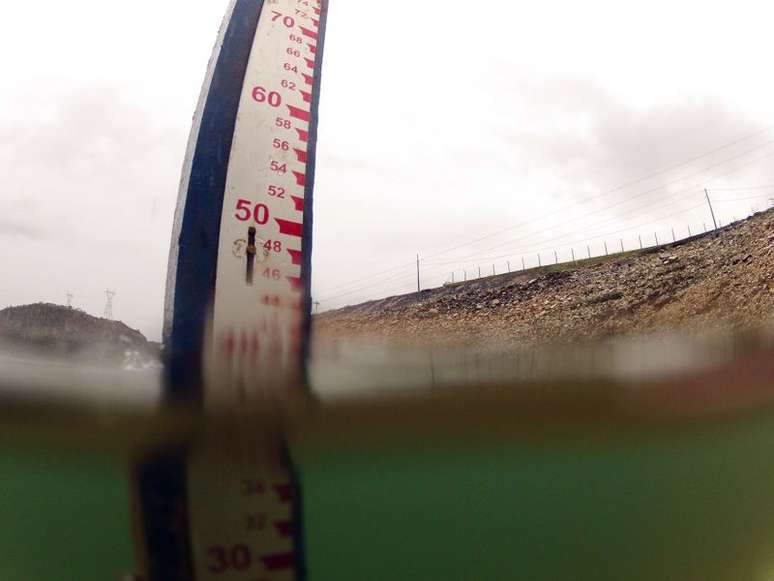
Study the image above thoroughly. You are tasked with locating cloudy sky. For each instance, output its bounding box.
[1,0,773,340]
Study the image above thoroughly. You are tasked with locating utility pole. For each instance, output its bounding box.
[655,232,659,246]
[537,254,541,267]
[705,188,718,231]
[66,292,73,309]
[571,248,576,263]
[521,257,525,271]
[416,253,420,292]
[587,245,591,259]
[639,234,643,249]
[554,250,558,264]
[104,290,116,320]
[619,238,624,253]
[478,266,481,279]
[604,241,608,256]
[507,261,511,273]
[671,227,676,243]
[492,264,496,276]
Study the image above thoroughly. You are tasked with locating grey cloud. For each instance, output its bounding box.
[494,77,765,195]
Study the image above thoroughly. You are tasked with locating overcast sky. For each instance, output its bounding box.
[1,0,773,340]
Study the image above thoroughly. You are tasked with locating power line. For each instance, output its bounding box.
[416,128,773,261]
[425,145,774,266]
[320,197,710,305]
[317,126,773,295]
[713,193,774,202]
[708,184,774,190]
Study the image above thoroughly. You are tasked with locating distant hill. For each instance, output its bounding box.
[0,303,159,367]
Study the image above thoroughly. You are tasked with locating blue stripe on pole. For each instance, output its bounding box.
[167,0,266,403]
[299,0,329,388]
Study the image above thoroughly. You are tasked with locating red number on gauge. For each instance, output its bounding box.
[275,117,292,129]
[262,268,282,281]
[271,10,295,28]
[263,240,283,253]
[235,199,270,225]
[206,545,252,573]
[283,63,298,73]
[281,79,296,90]
[268,185,285,198]
[270,161,287,174]
[261,295,282,307]
[289,34,303,44]
[273,138,290,151]
[286,48,301,57]
[251,86,282,107]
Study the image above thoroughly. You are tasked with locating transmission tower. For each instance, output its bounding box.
[104,289,116,320]
[66,292,74,308]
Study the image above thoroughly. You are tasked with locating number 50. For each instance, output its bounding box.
[235,199,270,224]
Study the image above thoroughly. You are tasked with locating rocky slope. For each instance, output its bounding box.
[0,303,158,367]
[315,208,774,349]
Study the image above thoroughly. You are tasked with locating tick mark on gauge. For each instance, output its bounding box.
[246,227,257,285]
[300,26,318,40]
[293,148,307,163]
[288,105,310,122]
